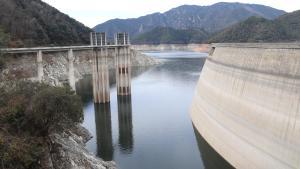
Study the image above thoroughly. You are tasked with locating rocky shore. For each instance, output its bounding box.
[49,124,117,169]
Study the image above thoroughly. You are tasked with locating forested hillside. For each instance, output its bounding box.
[0,0,92,47]
[132,27,209,44]
[209,10,300,42]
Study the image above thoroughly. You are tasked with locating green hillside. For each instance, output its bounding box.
[277,10,300,40]
[0,0,92,47]
[209,10,300,42]
[132,27,209,44]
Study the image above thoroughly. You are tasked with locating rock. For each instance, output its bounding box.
[131,51,161,66]
[49,125,117,169]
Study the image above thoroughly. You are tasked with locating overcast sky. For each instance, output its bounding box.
[42,0,300,28]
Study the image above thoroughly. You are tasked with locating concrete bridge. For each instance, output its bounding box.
[1,32,133,103]
[191,43,300,169]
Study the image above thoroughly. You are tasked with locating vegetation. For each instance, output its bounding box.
[209,10,300,42]
[0,28,8,71]
[0,81,83,169]
[276,10,300,41]
[0,0,91,47]
[0,28,9,47]
[132,27,209,44]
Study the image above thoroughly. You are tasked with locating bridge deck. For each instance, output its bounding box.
[0,45,130,54]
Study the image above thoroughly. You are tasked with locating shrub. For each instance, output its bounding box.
[0,133,45,169]
[31,86,83,135]
[0,81,84,168]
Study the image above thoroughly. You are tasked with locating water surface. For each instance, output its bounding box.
[76,51,233,169]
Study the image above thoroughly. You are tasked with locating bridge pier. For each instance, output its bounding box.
[92,48,110,103]
[115,46,131,96]
[37,50,43,82]
[68,49,76,91]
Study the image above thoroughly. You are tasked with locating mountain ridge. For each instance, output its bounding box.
[94,2,286,37]
[132,27,209,44]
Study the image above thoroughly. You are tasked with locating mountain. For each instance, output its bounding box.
[0,0,92,47]
[94,2,285,38]
[209,10,300,42]
[276,10,300,40]
[132,27,209,44]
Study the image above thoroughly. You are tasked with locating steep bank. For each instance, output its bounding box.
[49,124,116,169]
[190,43,300,169]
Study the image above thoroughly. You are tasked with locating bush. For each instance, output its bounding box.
[0,81,84,168]
[0,133,45,169]
[31,86,83,135]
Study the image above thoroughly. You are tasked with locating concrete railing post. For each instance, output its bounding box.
[123,33,126,45]
[95,33,98,46]
[90,32,94,46]
[37,50,43,82]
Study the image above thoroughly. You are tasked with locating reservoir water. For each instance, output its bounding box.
[76,51,233,169]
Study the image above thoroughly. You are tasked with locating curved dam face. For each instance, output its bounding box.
[190,43,300,169]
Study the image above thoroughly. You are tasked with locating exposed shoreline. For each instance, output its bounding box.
[0,50,160,86]
[132,44,210,53]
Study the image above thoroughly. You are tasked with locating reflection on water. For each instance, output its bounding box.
[193,126,234,169]
[117,95,133,153]
[77,51,233,169]
[94,103,113,161]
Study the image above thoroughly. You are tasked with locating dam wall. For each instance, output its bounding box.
[190,43,300,169]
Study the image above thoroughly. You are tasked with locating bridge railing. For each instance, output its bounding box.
[90,32,130,47]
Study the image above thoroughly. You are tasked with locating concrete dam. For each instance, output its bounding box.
[190,43,300,169]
